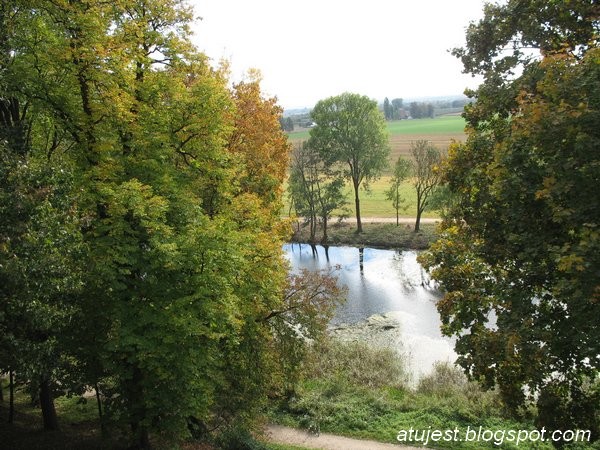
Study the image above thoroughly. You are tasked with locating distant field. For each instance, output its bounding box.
[284,116,466,218]
[287,115,466,141]
[287,115,467,164]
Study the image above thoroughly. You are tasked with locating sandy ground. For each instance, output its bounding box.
[266,424,425,450]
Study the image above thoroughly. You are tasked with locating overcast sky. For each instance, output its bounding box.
[189,0,487,109]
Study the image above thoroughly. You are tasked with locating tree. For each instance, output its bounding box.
[267,267,346,393]
[391,98,403,116]
[309,92,390,233]
[410,140,442,232]
[288,142,318,241]
[383,97,392,120]
[420,0,600,437]
[0,1,294,447]
[288,142,347,243]
[385,156,411,225]
[228,72,291,211]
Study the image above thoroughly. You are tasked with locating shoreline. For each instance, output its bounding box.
[287,219,441,250]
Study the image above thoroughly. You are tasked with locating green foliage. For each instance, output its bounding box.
[309,92,390,232]
[422,0,600,439]
[410,140,444,232]
[287,141,348,243]
[0,1,303,447]
[214,425,271,450]
[385,156,411,225]
[270,340,552,449]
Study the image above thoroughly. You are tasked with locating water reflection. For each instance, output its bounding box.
[283,244,456,377]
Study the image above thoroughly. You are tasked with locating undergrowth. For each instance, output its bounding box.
[269,340,599,449]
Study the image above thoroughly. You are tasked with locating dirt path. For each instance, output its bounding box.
[266,424,424,450]
[347,217,440,224]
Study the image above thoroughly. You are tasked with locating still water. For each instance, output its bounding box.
[283,244,457,377]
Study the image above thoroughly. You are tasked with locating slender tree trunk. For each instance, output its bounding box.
[395,189,400,226]
[414,190,423,232]
[322,216,328,243]
[8,371,14,424]
[353,178,362,233]
[0,375,3,403]
[309,213,316,242]
[39,378,59,431]
[414,208,422,233]
[95,383,105,434]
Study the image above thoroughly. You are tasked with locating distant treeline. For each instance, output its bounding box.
[282,96,472,131]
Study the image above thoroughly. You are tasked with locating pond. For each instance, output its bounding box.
[283,243,456,378]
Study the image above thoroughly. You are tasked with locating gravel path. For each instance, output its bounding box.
[266,424,425,450]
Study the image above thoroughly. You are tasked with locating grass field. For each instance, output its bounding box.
[284,176,440,219]
[287,115,466,142]
[288,115,466,171]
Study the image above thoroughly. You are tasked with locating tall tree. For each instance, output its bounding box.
[288,142,347,243]
[410,140,443,232]
[309,92,390,233]
[0,1,293,447]
[383,97,392,120]
[420,0,600,437]
[391,98,403,119]
[385,156,411,226]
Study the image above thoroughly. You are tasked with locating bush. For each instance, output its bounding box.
[214,425,270,450]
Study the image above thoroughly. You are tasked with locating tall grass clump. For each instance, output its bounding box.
[415,361,503,423]
[304,339,407,389]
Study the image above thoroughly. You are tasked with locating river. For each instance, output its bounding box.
[283,243,456,378]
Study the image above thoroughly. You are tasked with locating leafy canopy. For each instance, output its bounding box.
[421,0,600,436]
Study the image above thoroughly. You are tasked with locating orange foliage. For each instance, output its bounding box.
[228,77,290,209]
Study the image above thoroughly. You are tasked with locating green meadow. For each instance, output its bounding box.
[284,176,440,219]
[287,115,466,142]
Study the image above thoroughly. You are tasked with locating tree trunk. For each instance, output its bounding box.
[129,366,151,449]
[414,208,422,233]
[322,216,328,243]
[95,383,105,434]
[353,178,362,233]
[8,371,14,424]
[0,375,3,403]
[39,378,59,431]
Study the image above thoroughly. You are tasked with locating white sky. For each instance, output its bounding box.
[189,0,487,109]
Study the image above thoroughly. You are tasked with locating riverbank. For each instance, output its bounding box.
[289,220,440,250]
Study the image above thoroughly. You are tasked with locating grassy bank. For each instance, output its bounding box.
[289,221,439,250]
[283,177,440,218]
[269,340,597,450]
